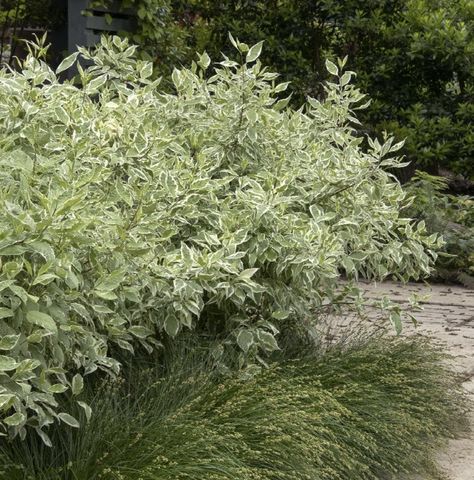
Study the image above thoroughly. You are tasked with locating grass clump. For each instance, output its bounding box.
[0,335,467,480]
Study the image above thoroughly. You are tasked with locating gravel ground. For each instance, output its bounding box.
[352,281,474,480]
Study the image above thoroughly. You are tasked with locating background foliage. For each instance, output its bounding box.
[405,171,474,285]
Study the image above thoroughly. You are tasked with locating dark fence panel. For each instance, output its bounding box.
[68,0,135,52]
[0,0,66,68]
[0,0,135,70]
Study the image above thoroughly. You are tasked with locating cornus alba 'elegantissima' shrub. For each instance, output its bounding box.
[0,36,439,441]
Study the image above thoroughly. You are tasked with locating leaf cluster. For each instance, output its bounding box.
[169,0,474,177]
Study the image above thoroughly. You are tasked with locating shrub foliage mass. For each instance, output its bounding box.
[0,36,438,440]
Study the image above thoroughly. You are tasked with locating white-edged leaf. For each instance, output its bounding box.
[258,331,279,352]
[0,335,20,351]
[87,74,107,91]
[271,310,289,320]
[164,316,180,337]
[56,52,79,74]
[26,311,57,333]
[0,307,13,319]
[237,330,254,352]
[128,326,153,339]
[238,268,259,280]
[340,72,352,86]
[228,32,238,50]
[0,394,15,409]
[71,374,84,396]
[48,384,68,394]
[58,412,80,428]
[36,428,52,447]
[197,51,211,70]
[325,59,338,76]
[4,411,25,426]
[390,311,403,335]
[78,401,92,423]
[0,355,18,371]
[274,82,290,93]
[246,41,264,63]
[140,61,153,80]
[273,94,292,110]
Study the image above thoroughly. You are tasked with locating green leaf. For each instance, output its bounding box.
[246,41,264,63]
[390,311,403,335]
[0,355,18,371]
[237,330,254,352]
[164,316,180,337]
[48,384,68,394]
[58,412,80,428]
[26,311,57,333]
[325,59,338,76]
[128,326,153,339]
[0,335,20,350]
[56,52,79,74]
[71,374,84,396]
[4,411,25,426]
[271,310,289,320]
[0,307,14,319]
[78,401,92,423]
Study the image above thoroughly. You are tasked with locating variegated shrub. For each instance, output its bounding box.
[0,35,439,441]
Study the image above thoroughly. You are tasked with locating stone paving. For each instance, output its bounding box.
[354,281,474,480]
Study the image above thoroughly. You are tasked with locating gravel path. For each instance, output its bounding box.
[356,281,474,480]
